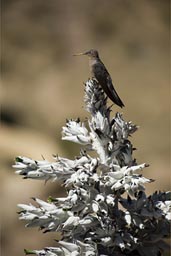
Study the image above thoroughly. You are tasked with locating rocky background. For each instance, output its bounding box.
[1,0,170,255]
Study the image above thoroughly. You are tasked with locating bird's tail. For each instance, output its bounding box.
[103,80,125,108]
[110,87,124,108]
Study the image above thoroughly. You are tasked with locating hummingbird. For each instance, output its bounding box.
[73,49,124,108]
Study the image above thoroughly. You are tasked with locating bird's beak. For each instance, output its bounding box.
[73,52,87,56]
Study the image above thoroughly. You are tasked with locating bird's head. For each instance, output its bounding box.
[73,49,99,59]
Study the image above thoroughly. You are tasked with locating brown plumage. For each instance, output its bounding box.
[74,49,124,108]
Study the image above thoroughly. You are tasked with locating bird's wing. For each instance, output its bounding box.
[106,75,124,107]
[93,63,124,108]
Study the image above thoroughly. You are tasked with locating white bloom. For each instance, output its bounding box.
[62,119,91,145]
[14,79,170,256]
[63,216,80,229]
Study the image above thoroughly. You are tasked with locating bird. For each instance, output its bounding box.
[73,49,124,108]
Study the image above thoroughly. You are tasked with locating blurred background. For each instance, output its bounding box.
[1,0,170,255]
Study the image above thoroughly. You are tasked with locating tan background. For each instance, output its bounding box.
[1,0,170,255]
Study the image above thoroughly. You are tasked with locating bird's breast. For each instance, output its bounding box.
[89,58,98,66]
[89,59,101,77]
[89,59,99,74]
